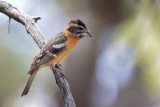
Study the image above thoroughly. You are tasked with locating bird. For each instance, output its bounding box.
[21,19,92,96]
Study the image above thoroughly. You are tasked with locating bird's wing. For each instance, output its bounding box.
[35,32,68,67]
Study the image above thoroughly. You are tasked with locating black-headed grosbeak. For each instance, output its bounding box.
[22,19,92,96]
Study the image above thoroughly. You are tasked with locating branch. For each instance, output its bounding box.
[0,1,76,107]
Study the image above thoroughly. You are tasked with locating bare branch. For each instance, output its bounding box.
[51,64,76,107]
[0,1,76,107]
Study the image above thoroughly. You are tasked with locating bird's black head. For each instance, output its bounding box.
[67,19,92,38]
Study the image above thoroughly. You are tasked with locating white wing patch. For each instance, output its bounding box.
[53,43,65,49]
[37,59,40,63]
[46,51,57,57]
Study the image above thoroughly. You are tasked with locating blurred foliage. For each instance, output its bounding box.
[0,36,26,94]
[113,0,160,95]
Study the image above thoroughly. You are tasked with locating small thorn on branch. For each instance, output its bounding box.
[32,16,41,23]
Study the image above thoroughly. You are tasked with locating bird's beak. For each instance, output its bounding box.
[83,30,92,37]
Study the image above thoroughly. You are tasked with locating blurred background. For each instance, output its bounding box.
[1,0,160,107]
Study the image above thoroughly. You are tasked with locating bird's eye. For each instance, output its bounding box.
[78,27,83,30]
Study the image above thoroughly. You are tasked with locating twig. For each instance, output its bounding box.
[8,17,11,33]
[0,1,76,107]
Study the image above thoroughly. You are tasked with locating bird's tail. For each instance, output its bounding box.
[21,66,39,96]
[28,64,39,75]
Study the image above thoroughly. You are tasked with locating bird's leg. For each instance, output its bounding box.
[55,63,66,77]
[55,63,61,68]
[50,63,66,78]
